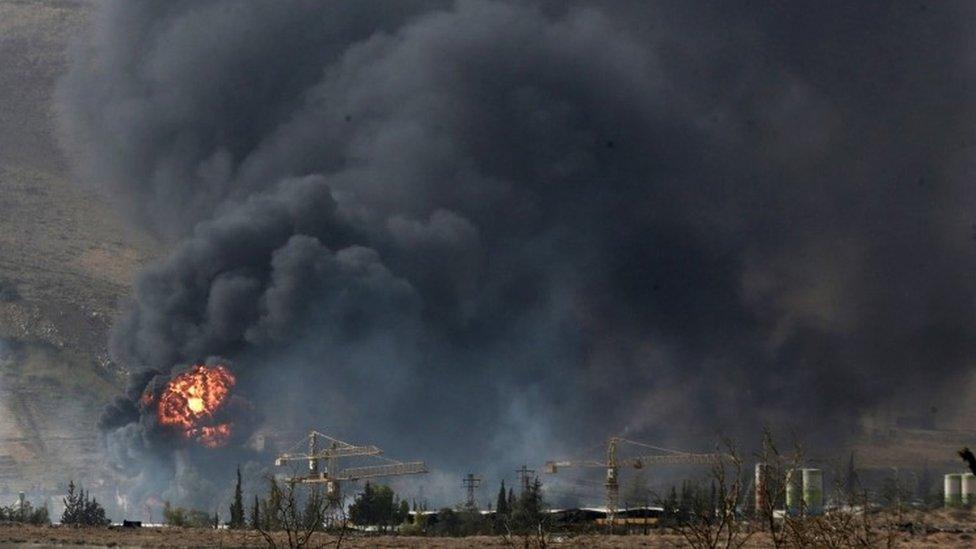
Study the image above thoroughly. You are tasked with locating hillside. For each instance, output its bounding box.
[0,0,155,492]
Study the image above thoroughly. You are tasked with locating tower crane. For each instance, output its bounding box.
[275,430,428,503]
[544,436,725,525]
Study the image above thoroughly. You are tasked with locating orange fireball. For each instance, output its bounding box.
[156,364,235,447]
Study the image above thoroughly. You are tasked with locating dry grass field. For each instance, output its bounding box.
[0,523,972,548]
[1,508,976,547]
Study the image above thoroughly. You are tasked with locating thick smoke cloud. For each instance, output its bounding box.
[58,0,976,506]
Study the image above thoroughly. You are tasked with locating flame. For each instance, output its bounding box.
[157,364,235,447]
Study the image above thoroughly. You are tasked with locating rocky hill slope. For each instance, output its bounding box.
[0,0,155,493]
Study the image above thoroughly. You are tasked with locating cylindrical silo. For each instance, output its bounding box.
[802,468,824,516]
[785,469,800,516]
[962,473,976,506]
[945,474,962,507]
[755,463,767,513]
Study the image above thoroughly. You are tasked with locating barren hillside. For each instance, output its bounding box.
[0,0,155,492]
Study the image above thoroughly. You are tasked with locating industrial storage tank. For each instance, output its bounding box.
[962,473,976,506]
[802,468,823,516]
[945,474,963,507]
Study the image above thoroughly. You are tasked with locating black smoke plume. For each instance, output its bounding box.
[57,1,976,507]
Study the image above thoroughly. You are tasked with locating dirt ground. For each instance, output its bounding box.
[0,523,973,548]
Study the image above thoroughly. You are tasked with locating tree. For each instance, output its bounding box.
[348,482,399,532]
[432,507,460,536]
[494,480,509,534]
[163,501,186,527]
[348,482,374,528]
[673,440,753,549]
[845,452,859,496]
[659,486,680,527]
[186,509,212,528]
[509,477,546,535]
[263,477,283,531]
[397,499,410,525]
[62,481,81,525]
[2,495,50,525]
[162,502,211,528]
[255,476,330,548]
[457,506,489,536]
[496,480,509,517]
[229,465,245,528]
[62,481,110,526]
[251,494,261,529]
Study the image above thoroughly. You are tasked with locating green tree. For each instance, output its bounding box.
[432,507,460,536]
[163,501,187,527]
[186,509,212,528]
[263,477,282,531]
[348,482,399,532]
[510,477,546,534]
[61,481,81,525]
[659,485,680,527]
[457,506,488,536]
[845,452,860,498]
[4,495,50,525]
[348,481,375,527]
[494,480,509,534]
[250,494,260,529]
[495,480,508,516]
[163,502,210,528]
[229,465,245,528]
[62,482,109,526]
[397,499,410,525]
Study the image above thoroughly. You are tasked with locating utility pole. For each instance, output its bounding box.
[516,465,535,493]
[605,437,619,529]
[462,473,482,509]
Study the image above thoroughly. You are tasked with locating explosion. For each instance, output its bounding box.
[154,365,236,448]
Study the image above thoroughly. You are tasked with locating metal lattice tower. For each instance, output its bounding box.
[516,465,536,493]
[462,473,483,509]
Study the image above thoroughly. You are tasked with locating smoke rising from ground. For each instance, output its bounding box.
[57,1,976,506]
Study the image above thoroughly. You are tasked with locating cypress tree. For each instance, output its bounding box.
[845,452,859,496]
[250,495,260,529]
[496,480,508,516]
[229,465,245,528]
